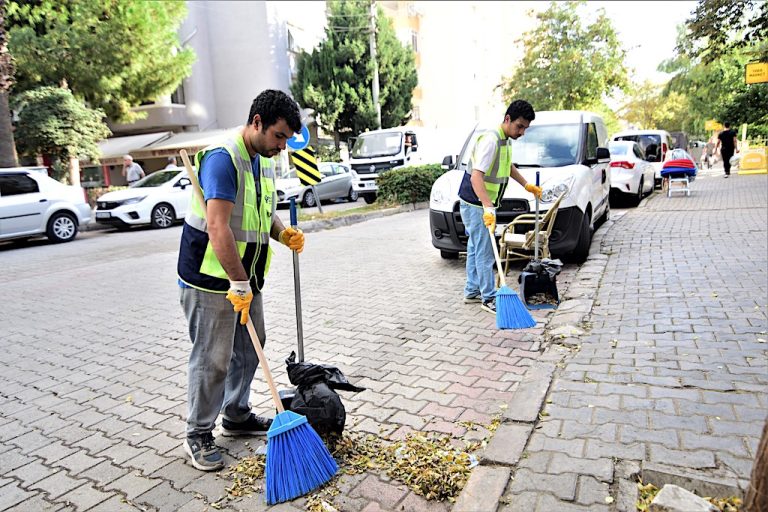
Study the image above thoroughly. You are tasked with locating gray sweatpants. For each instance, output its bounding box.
[179,286,266,436]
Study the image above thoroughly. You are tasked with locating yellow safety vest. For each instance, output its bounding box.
[177,134,276,293]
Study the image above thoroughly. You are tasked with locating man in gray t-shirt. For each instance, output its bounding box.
[122,155,145,184]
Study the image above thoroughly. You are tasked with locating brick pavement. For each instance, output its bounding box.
[0,204,577,511]
[491,169,768,511]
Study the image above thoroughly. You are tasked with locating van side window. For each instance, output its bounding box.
[0,174,40,196]
[586,123,598,160]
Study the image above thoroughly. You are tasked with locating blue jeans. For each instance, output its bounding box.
[460,202,496,302]
[180,287,266,436]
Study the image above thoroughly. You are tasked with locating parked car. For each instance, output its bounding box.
[611,129,675,187]
[430,110,611,263]
[275,162,359,207]
[0,168,91,243]
[95,168,191,229]
[607,140,655,206]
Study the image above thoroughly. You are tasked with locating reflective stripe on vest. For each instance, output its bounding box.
[468,126,512,207]
[180,133,275,292]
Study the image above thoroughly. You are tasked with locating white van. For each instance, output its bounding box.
[611,129,675,187]
[348,127,461,204]
[429,111,611,263]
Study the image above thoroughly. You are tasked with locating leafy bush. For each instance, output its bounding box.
[376,164,444,204]
[86,186,127,207]
[316,144,341,163]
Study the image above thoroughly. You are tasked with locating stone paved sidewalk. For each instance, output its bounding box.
[472,170,768,511]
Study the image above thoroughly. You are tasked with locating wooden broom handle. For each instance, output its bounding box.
[488,225,507,287]
[178,149,285,413]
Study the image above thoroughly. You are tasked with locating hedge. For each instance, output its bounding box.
[375,164,445,204]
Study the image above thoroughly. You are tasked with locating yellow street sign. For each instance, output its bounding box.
[705,119,723,131]
[290,147,322,186]
[746,62,768,84]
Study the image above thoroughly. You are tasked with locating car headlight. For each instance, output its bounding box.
[540,176,574,203]
[120,196,147,205]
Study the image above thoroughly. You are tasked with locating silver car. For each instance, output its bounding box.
[276,162,360,207]
[0,169,92,243]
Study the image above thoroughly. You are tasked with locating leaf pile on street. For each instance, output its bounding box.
[527,293,558,305]
[219,415,501,510]
[635,480,741,511]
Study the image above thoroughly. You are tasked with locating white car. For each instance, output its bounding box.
[611,129,675,187]
[0,168,91,243]
[430,110,611,263]
[275,162,359,207]
[95,168,192,229]
[608,140,655,206]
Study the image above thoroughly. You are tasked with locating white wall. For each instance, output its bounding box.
[180,1,326,131]
[416,2,538,131]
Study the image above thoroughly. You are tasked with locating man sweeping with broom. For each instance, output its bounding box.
[177,90,306,471]
[459,99,541,316]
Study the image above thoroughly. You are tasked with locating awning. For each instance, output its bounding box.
[97,132,173,164]
[132,128,237,160]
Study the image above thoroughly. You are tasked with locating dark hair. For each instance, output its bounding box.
[247,89,302,133]
[505,99,535,122]
[724,122,731,128]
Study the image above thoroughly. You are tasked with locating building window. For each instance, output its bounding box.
[412,106,421,121]
[171,82,186,105]
[411,31,418,53]
[287,28,296,53]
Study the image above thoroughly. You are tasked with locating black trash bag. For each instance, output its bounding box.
[283,352,365,435]
[285,352,366,392]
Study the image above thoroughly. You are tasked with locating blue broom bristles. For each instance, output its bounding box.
[265,409,338,505]
[496,285,536,329]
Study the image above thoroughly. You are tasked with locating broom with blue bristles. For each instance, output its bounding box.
[487,221,536,330]
[179,150,338,504]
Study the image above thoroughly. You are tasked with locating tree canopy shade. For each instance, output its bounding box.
[291,0,418,145]
[7,0,194,122]
[15,86,111,165]
[680,0,768,64]
[500,1,629,111]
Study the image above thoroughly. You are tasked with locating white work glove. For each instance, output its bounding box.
[226,280,253,325]
[483,206,496,230]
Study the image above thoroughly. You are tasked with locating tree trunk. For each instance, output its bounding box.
[746,419,768,512]
[69,155,81,187]
[0,90,17,167]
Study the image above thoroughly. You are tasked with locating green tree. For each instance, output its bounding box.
[500,1,629,110]
[14,86,111,182]
[0,0,17,167]
[7,0,194,122]
[619,81,689,132]
[680,0,767,63]
[291,0,418,147]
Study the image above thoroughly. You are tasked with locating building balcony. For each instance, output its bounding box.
[108,103,193,136]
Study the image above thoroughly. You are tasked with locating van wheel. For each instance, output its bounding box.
[46,212,78,243]
[440,250,459,260]
[570,212,592,263]
[363,194,377,204]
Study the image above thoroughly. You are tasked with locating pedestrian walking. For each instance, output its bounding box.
[176,89,305,471]
[458,99,541,315]
[715,122,739,178]
[122,154,145,185]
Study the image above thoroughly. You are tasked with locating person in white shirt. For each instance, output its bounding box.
[122,155,145,185]
[165,156,178,169]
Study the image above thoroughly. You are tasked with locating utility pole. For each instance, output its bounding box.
[369,0,381,129]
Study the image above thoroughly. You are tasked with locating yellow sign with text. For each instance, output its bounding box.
[739,147,767,174]
[746,62,768,84]
[705,120,723,131]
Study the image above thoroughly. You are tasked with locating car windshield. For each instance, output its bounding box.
[510,123,580,167]
[609,143,630,156]
[351,132,403,158]
[132,170,179,187]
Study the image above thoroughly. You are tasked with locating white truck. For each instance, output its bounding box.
[348,127,460,203]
